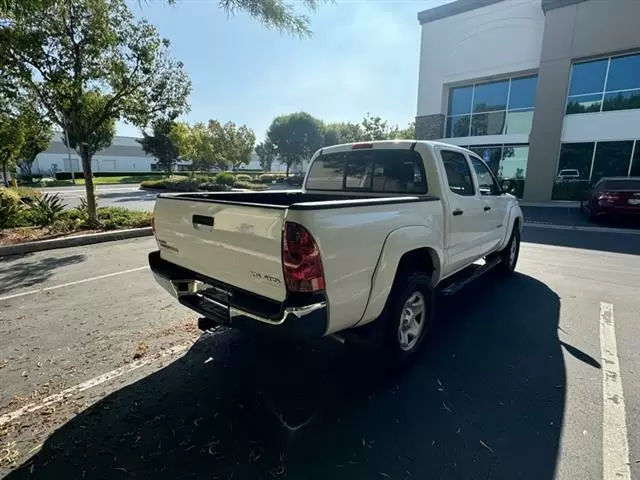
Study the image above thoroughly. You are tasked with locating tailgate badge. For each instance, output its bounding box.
[249,271,282,286]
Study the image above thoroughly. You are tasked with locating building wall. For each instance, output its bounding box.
[416,0,545,121]
[524,0,640,201]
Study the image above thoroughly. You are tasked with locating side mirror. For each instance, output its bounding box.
[501,179,517,195]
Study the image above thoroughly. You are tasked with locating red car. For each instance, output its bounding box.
[581,177,640,222]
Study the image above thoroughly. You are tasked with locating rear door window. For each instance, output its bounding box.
[305,149,428,194]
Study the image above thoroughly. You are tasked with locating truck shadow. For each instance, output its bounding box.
[7,273,568,480]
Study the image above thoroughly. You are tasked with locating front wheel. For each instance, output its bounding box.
[496,226,520,275]
[381,272,434,366]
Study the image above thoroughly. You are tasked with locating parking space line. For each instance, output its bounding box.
[599,302,631,480]
[0,266,149,302]
[0,343,191,426]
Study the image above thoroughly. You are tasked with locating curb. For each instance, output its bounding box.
[523,221,640,235]
[0,227,153,257]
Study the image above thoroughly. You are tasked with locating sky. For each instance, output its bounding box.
[120,0,452,141]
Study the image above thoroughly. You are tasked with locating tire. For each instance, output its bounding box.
[379,271,434,366]
[496,225,520,275]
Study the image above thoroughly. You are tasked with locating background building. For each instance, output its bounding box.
[34,133,291,175]
[416,0,640,201]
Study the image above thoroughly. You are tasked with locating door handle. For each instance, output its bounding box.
[192,214,214,231]
[452,209,464,216]
[484,205,491,211]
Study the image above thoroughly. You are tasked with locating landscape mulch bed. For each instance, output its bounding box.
[0,227,105,246]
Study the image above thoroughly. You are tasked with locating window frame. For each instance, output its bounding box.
[439,149,476,197]
[469,154,502,196]
[566,52,640,115]
[305,149,429,195]
[444,74,538,139]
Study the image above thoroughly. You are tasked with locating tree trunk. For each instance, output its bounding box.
[1,162,9,187]
[80,147,98,227]
[285,163,290,176]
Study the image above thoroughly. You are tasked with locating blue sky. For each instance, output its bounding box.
[120,0,451,141]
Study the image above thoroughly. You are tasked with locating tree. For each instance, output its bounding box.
[255,141,276,172]
[266,112,324,175]
[138,119,181,176]
[323,122,363,146]
[1,0,328,37]
[360,113,392,141]
[2,0,191,225]
[219,122,256,172]
[0,109,25,186]
[391,121,416,140]
[16,97,52,182]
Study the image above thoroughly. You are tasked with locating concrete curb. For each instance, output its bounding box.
[0,227,153,257]
[523,221,640,235]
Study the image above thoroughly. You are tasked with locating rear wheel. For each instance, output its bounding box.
[380,272,434,366]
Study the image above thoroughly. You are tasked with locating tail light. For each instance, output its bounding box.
[151,216,156,235]
[598,193,621,204]
[352,142,373,149]
[282,222,325,292]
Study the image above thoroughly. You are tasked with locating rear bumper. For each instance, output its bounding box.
[148,251,328,340]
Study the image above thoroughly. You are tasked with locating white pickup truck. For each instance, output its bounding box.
[149,140,523,364]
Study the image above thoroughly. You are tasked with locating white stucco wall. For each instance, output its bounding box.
[416,0,545,117]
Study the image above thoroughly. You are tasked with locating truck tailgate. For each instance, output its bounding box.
[153,196,287,302]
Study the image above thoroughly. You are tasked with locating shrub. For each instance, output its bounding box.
[0,188,22,208]
[257,173,287,184]
[140,179,167,189]
[197,182,231,192]
[233,181,268,191]
[235,174,253,182]
[15,187,42,204]
[0,201,23,228]
[30,193,67,227]
[140,177,200,192]
[97,207,152,229]
[215,172,235,186]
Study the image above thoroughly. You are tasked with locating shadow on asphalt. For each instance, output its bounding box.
[522,227,640,255]
[0,254,86,296]
[7,273,569,480]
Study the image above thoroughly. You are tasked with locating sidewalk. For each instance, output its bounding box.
[522,204,640,234]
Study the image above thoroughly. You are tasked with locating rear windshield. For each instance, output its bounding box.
[603,179,640,190]
[305,149,428,194]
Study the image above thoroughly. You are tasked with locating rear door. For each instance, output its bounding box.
[437,148,486,276]
[153,196,288,302]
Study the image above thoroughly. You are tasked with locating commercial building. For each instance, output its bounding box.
[34,133,287,176]
[415,0,640,201]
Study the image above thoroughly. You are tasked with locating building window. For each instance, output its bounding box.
[445,75,537,138]
[566,53,640,115]
[466,144,529,198]
[552,141,639,200]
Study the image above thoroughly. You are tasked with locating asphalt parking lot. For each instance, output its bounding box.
[1,228,639,479]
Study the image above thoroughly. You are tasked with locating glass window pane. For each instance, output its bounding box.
[470,157,500,195]
[440,150,474,196]
[499,145,529,180]
[446,115,470,137]
[468,146,502,175]
[605,54,640,92]
[305,155,345,190]
[448,86,473,115]
[508,76,537,110]
[473,81,509,112]
[602,90,640,112]
[505,110,533,134]
[552,142,594,200]
[590,141,634,184]
[566,94,602,114]
[631,141,640,177]
[470,112,506,136]
[569,59,607,96]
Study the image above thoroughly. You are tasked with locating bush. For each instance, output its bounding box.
[30,193,66,227]
[140,177,200,191]
[232,181,268,191]
[235,174,253,182]
[97,207,152,229]
[140,179,168,189]
[15,187,42,204]
[215,172,235,186]
[0,188,22,208]
[257,173,287,184]
[197,183,231,192]
[0,201,23,228]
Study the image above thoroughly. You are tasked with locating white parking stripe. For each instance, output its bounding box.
[0,266,149,302]
[599,302,631,480]
[0,343,191,426]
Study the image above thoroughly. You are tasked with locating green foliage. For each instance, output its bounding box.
[0,201,23,228]
[0,109,25,186]
[15,94,52,182]
[14,186,41,203]
[266,112,324,175]
[30,193,66,226]
[233,180,268,191]
[235,174,253,182]
[257,173,287,183]
[0,187,22,207]
[323,122,364,146]
[215,172,236,186]
[138,119,181,175]
[2,0,192,224]
[255,141,276,172]
[96,207,152,230]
